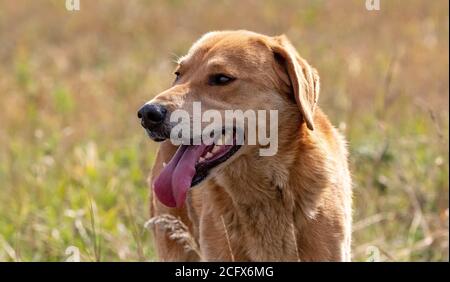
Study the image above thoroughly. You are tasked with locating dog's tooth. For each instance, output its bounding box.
[216,137,223,145]
[199,157,205,163]
[211,145,220,153]
[205,152,214,159]
[163,162,167,168]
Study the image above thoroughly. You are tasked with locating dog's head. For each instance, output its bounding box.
[138,30,320,208]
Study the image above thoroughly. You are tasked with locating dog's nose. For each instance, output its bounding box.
[137,104,167,128]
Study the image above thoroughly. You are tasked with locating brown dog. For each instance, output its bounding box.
[138,30,352,261]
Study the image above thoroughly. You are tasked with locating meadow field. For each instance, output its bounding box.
[0,0,448,261]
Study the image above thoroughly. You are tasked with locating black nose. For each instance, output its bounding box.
[137,104,167,128]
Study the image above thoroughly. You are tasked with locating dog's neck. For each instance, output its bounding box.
[206,118,334,260]
[212,97,320,207]
[219,118,329,209]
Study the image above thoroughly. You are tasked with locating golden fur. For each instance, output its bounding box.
[146,30,352,261]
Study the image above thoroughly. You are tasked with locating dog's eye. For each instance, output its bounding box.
[173,71,181,83]
[208,74,235,86]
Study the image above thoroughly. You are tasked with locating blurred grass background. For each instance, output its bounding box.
[0,0,448,261]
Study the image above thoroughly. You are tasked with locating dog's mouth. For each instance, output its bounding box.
[153,130,241,208]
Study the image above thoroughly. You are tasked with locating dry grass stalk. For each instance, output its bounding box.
[145,214,202,259]
[220,215,235,262]
[291,222,301,262]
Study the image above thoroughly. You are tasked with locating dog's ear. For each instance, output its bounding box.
[271,35,320,130]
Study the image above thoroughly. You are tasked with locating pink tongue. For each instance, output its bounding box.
[153,144,207,208]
